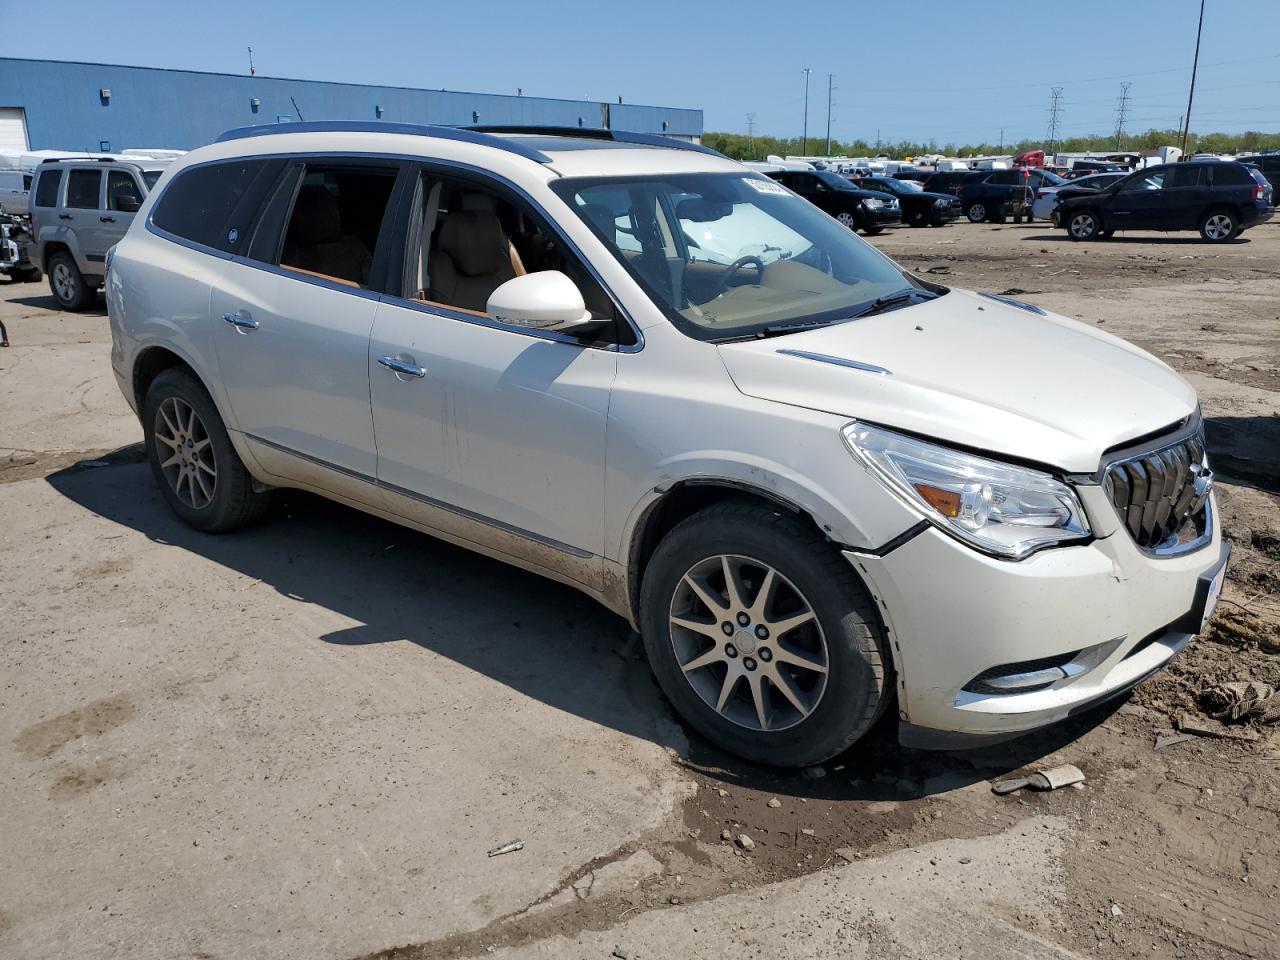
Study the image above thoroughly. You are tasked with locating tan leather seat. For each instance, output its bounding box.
[429,210,518,313]
[281,186,373,286]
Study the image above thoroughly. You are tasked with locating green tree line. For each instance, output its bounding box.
[702,128,1280,161]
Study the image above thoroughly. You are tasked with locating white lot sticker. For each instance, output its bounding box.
[743,177,790,196]
[1201,563,1227,631]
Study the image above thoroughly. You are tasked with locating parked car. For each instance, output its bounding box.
[955,168,1067,223]
[107,121,1227,765]
[30,157,165,310]
[1238,154,1280,196]
[766,169,902,233]
[1030,171,1127,222]
[1056,160,1275,242]
[919,170,983,196]
[853,175,962,227]
[0,169,32,216]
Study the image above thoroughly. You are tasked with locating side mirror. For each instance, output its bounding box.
[115,194,141,213]
[486,271,597,334]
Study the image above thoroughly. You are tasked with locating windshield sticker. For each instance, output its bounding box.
[743,177,790,196]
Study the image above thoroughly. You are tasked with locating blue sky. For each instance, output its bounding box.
[9,0,1279,144]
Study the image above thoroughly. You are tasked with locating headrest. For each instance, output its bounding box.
[437,210,508,277]
[459,192,497,212]
[580,203,618,239]
[289,186,343,244]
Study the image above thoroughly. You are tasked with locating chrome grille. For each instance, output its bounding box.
[1104,430,1208,549]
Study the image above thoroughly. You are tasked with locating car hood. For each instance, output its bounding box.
[716,289,1197,473]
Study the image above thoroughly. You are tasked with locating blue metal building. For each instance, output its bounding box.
[0,58,703,153]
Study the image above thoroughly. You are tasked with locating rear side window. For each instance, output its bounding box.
[66,169,102,209]
[1210,164,1252,186]
[150,160,278,253]
[23,174,31,190]
[33,169,61,207]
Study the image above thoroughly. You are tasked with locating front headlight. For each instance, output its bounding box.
[862,199,884,209]
[934,197,948,206]
[842,423,1090,559]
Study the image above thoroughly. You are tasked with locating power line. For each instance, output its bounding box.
[1046,87,1064,154]
[1114,82,1132,148]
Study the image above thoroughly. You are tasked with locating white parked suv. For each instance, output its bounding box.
[106,122,1228,765]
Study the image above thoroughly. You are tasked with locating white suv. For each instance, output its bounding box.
[106,122,1227,765]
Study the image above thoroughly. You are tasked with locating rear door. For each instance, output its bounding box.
[63,167,107,268]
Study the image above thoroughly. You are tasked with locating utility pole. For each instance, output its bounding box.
[825,74,834,156]
[1181,0,1206,155]
[1046,87,1064,155]
[746,112,756,156]
[801,68,812,155]
[247,46,256,76]
[1114,82,1132,150]
[999,128,1004,151]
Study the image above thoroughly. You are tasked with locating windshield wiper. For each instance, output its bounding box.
[851,288,938,319]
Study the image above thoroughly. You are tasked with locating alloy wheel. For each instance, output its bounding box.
[52,262,75,302]
[1070,213,1096,239]
[1204,214,1233,240]
[967,203,986,222]
[836,211,857,229]
[668,554,829,732]
[154,396,217,509]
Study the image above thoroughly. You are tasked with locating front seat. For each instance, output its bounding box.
[281,186,373,286]
[429,210,517,313]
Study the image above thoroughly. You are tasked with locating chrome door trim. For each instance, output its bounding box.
[241,431,594,560]
[776,349,892,376]
[377,355,427,378]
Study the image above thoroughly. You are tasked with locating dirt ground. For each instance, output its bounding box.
[1,219,1278,960]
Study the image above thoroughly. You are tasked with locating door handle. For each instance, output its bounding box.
[99,216,116,223]
[58,214,73,220]
[377,355,427,379]
[222,312,259,331]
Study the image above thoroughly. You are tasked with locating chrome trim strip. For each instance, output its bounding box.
[777,349,892,375]
[241,431,595,560]
[229,257,385,301]
[1146,495,1215,558]
[979,292,1047,315]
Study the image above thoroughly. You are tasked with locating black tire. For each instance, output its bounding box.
[906,206,928,228]
[1066,209,1101,241]
[640,501,890,767]
[14,266,41,282]
[965,202,987,223]
[47,251,95,311]
[143,367,271,532]
[1199,208,1239,242]
[862,225,884,235]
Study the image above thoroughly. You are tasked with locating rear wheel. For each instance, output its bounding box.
[48,251,94,311]
[143,368,271,532]
[1067,209,1101,241]
[1199,209,1238,242]
[966,202,987,223]
[640,501,890,767]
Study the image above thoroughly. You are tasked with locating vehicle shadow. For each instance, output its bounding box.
[4,293,107,314]
[1205,414,1280,495]
[46,454,1113,800]
[1021,233,1251,245]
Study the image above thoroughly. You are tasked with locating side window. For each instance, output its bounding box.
[1209,164,1251,186]
[33,169,62,207]
[407,172,624,342]
[151,159,279,253]
[107,170,144,211]
[1167,166,1205,189]
[66,169,102,209]
[23,174,32,191]
[1119,171,1165,192]
[265,164,398,288]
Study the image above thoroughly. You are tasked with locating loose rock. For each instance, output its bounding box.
[766,797,782,808]
[736,834,755,852]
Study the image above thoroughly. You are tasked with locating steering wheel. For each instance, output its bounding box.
[709,256,765,297]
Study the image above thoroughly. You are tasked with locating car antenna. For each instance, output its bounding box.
[291,96,305,121]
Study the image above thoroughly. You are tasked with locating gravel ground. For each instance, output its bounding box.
[1,218,1277,960]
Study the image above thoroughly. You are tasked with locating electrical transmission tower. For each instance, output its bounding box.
[1114,83,1132,150]
[1046,87,1064,155]
[746,113,756,155]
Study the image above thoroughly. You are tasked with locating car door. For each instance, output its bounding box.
[368,167,618,577]
[210,158,403,506]
[101,168,146,245]
[1162,165,1208,229]
[1107,169,1169,230]
[63,167,107,268]
[791,174,839,217]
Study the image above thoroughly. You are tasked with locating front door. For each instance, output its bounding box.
[1108,169,1170,230]
[100,169,146,248]
[211,159,402,504]
[369,168,619,578]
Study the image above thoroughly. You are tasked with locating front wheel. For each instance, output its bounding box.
[966,202,987,223]
[836,211,859,231]
[862,226,884,235]
[906,207,928,228]
[143,368,271,532]
[640,501,890,767]
[1199,209,1238,242]
[1067,210,1101,241]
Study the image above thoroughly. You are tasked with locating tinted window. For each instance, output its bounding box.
[107,170,144,211]
[1210,164,1252,186]
[23,174,31,190]
[1119,171,1165,192]
[988,171,1018,185]
[66,169,102,209]
[1167,166,1205,188]
[151,160,277,253]
[142,170,162,189]
[33,169,61,207]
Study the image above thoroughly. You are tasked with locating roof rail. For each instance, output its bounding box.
[469,125,725,158]
[213,120,552,163]
[41,156,133,165]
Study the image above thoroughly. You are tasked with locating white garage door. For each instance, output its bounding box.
[0,108,30,151]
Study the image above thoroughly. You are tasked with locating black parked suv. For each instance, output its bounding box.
[1238,154,1280,196]
[919,170,983,196]
[954,168,1067,223]
[767,170,902,234]
[1056,161,1275,243]
[853,175,962,227]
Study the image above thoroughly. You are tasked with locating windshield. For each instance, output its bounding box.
[1036,170,1067,186]
[552,173,928,342]
[142,170,162,189]
[813,170,859,192]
